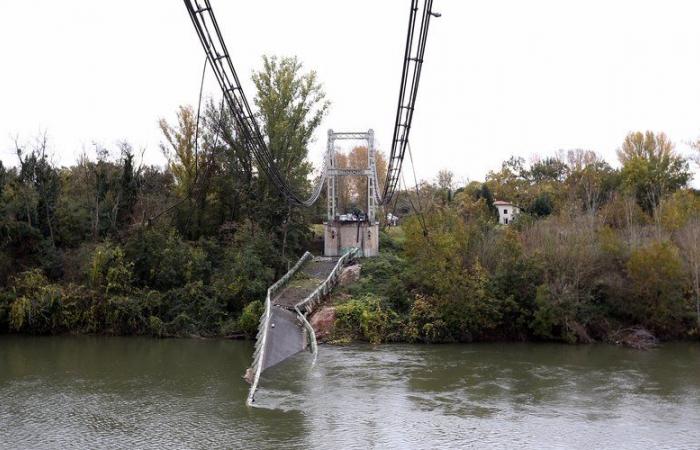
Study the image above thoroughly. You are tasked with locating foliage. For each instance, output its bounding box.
[0,54,332,339]
[334,295,400,344]
[333,130,699,344]
[237,300,264,338]
[625,241,688,336]
[1,47,698,350]
[618,131,690,215]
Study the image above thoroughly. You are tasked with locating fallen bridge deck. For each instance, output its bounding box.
[273,257,341,308]
[247,250,357,405]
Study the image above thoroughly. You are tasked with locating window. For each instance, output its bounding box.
[504,209,508,214]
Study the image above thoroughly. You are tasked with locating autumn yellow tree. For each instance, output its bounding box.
[159,105,200,197]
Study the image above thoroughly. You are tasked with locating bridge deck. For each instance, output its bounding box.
[272,257,340,308]
[260,256,340,372]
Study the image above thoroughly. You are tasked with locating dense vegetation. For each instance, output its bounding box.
[2,52,699,345]
[335,134,700,344]
[0,55,328,337]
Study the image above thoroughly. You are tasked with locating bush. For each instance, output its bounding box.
[345,253,411,312]
[7,270,64,334]
[148,315,164,337]
[625,241,689,336]
[334,295,400,344]
[405,295,448,343]
[124,229,211,290]
[105,295,146,334]
[237,300,263,338]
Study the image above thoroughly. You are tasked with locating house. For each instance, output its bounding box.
[494,200,520,225]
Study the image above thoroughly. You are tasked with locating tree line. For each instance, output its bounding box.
[2,52,699,344]
[335,132,700,344]
[0,55,329,336]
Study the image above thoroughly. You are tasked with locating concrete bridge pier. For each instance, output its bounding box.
[324,220,378,257]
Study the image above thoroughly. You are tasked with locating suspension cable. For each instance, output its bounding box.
[402,141,429,236]
[382,0,437,204]
[193,56,208,183]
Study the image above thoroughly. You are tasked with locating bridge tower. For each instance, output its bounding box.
[324,129,380,257]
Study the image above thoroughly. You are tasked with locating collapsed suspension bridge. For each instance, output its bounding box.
[183,0,439,405]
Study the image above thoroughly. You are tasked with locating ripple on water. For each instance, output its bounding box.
[1,338,700,449]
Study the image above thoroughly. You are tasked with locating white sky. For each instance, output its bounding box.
[1,0,699,186]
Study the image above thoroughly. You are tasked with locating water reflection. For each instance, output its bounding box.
[1,337,699,449]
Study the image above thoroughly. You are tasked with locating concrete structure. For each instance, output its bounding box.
[494,200,520,225]
[324,220,379,257]
[323,130,380,257]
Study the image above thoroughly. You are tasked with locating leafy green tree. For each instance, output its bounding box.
[530,193,554,217]
[15,135,60,246]
[116,143,139,229]
[485,156,530,206]
[251,55,330,261]
[618,131,690,215]
[529,156,568,183]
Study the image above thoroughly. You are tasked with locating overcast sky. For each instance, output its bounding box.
[1,0,699,186]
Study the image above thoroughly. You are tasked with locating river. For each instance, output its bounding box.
[0,336,698,449]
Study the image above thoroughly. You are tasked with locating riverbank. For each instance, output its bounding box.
[2,222,699,346]
[312,226,699,347]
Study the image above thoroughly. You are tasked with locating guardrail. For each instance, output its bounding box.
[294,248,359,362]
[246,251,312,406]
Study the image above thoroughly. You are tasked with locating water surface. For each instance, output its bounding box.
[1,337,698,449]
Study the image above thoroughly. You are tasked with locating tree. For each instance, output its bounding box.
[116,143,139,230]
[529,156,568,183]
[690,138,700,167]
[436,169,455,204]
[159,105,219,238]
[675,217,700,331]
[566,149,619,214]
[336,145,388,214]
[523,215,605,342]
[467,183,497,220]
[159,105,199,198]
[530,193,553,217]
[485,156,530,206]
[617,131,690,215]
[626,241,687,335]
[251,55,330,262]
[14,134,60,246]
[252,55,329,195]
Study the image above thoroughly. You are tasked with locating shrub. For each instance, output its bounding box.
[237,300,263,338]
[625,241,689,335]
[405,295,448,343]
[148,315,164,337]
[334,295,400,344]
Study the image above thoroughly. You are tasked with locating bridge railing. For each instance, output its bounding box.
[247,251,313,406]
[295,248,359,360]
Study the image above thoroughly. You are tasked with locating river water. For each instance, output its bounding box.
[0,337,698,449]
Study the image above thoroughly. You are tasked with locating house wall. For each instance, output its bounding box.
[497,205,519,225]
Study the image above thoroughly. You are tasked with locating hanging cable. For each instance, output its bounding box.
[406,141,429,236]
[193,55,208,183]
[148,92,227,225]
[400,169,428,237]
